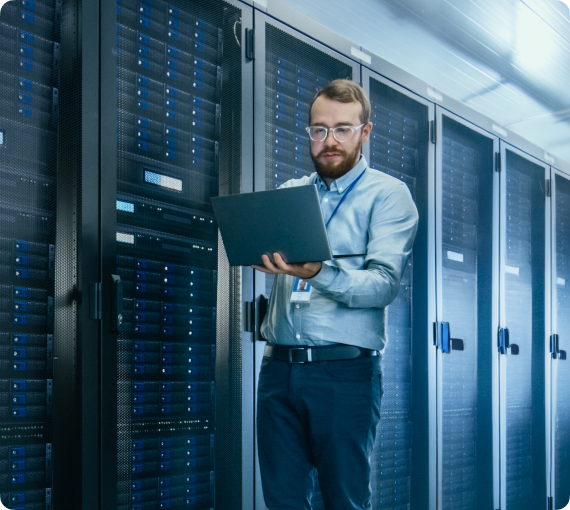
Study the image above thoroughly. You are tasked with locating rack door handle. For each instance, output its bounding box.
[111,274,123,333]
[551,334,566,360]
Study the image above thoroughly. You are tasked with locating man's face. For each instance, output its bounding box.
[309,96,372,181]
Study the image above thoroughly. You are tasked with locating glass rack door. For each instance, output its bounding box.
[364,70,432,510]
[435,111,497,510]
[499,144,548,510]
[552,171,570,509]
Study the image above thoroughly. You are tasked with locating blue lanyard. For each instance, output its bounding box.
[325,169,367,229]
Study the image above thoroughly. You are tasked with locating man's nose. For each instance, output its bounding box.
[324,129,337,144]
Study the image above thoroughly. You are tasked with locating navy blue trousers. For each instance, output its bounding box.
[257,354,383,510]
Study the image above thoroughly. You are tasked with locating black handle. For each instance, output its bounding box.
[451,338,464,351]
[550,334,566,360]
[111,274,123,333]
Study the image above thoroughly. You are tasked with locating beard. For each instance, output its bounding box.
[310,141,362,181]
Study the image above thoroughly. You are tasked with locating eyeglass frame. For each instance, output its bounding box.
[305,124,366,143]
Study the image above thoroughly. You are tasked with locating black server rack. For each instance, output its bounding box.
[264,24,353,192]
[263,23,353,304]
[111,0,242,508]
[0,0,60,509]
[367,77,430,510]
[502,148,546,510]
[555,173,570,509]
[439,116,495,510]
[262,23,354,509]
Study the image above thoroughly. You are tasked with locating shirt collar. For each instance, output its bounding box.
[315,156,368,194]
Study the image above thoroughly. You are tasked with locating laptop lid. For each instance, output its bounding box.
[211,185,333,266]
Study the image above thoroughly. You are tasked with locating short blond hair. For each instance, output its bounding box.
[311,79,371,125]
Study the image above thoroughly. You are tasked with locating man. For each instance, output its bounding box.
[253,79,418,510]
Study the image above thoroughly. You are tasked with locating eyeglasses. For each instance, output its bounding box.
[305,124,365,143]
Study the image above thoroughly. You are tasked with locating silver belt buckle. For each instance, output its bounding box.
[289,347,312,363]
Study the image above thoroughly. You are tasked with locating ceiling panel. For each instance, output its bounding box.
[276,0,570,165]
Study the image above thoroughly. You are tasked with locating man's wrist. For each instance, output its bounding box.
[307,262,334,288]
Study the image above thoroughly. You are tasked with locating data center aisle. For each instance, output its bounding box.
[0,0,60,508]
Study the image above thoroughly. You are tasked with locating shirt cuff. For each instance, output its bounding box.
[307,262,336,289]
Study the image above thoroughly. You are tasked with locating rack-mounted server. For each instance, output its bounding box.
[113,0,238,507]
[0,0,59,508]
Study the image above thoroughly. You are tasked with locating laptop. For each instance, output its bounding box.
[211,185,362,266]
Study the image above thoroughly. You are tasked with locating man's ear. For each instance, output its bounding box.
[361,122,373,142]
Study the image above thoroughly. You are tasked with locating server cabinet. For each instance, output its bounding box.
[551,169,570,510]
[435,109,498,510]
[97,0,249,508]
[0,0,60,508]
[362,69,433,510]
[252,12,360,509]
[498,144,549,510]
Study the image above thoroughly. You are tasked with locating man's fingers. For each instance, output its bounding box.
[251,255,285,275]
[273,253,290,271]
[261,254,275,270]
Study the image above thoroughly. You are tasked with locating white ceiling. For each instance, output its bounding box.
[278,0,570,165]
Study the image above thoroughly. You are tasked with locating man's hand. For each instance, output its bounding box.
[252,253,322,279]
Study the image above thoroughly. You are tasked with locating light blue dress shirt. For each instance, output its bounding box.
[260,156,419,353]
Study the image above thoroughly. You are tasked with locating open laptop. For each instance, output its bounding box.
[211,185,363,266]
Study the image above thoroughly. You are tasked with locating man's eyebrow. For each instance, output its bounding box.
[310,122,357,127]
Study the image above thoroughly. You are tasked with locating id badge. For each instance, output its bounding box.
[290,277,312,303]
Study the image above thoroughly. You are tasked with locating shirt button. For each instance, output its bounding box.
[324,198,328,203]
[296,304,300,309]
[296,334,300,339]
[339,187,343,192]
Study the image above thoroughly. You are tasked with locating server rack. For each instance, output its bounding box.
[498,144,549,510]
[0,0,60,508]
[98,0,247,508]
[551,170,570,510]
[362,69,433,510]
[252,12,360,509]
[434,110,498,510]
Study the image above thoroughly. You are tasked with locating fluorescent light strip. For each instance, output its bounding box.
[144,170,182,191]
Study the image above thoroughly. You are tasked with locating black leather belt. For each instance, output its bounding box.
[264,344,379,363]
